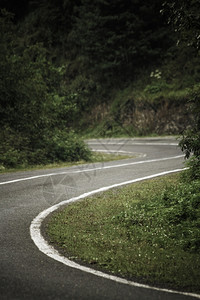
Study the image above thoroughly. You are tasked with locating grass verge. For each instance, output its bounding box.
[0,151,133,174]
[44,173,200,293]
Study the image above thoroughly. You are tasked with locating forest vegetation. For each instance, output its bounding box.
[0,0,200,170]
[0,0,198,290]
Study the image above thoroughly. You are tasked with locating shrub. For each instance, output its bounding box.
[179,84,200,181]
[0,10,92,168]
[44,131,92,163]
[116,179,200,253]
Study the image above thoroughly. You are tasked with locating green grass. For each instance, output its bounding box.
[45,173,200,293]
[0,151,133,174]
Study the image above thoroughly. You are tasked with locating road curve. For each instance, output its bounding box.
[0,137,199,300]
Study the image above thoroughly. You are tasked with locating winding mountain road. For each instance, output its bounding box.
[0,137,199,300]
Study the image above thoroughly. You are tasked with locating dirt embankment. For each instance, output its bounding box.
[87,100,193,135]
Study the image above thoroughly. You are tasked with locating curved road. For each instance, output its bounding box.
[0,138,199,300]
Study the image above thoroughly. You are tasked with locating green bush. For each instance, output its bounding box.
[179,84,200,181]
[116,179,200,253]
[0,10,92,169]
[0,127,91,168]
[181,157,200,181]
[0,126,28,168]
[45,131,92,163]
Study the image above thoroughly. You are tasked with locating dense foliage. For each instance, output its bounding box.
[0,9,90,168]
[164,0,200,180]
[162,0,200,49]
[68,0,171,75]
[179,85,200,180]
[0,0,200,169]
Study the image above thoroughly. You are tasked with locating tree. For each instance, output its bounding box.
[20,0,81,63]
[162,0,200,179]
[179,85,200,180]
[0,9,91,168]
[0,0,30,21]
[162,0,200,49]
[68,0,172,76]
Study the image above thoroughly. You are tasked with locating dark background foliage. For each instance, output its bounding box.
[0,0,199,169]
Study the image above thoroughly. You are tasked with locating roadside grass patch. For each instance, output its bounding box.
[0,151,131,174]
[45,173,200,293]
[90,151,134,162]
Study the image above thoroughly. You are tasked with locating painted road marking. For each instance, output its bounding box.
[87,142,179,146]
[0,155,184,185]
[91,149,143,155]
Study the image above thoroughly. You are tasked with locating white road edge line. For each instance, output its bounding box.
[30,168,200,299]
[0,155,184,185]
[91,149,141,154]
[87,142,179,146]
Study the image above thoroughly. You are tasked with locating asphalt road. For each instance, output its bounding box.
[0,137,199,300]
